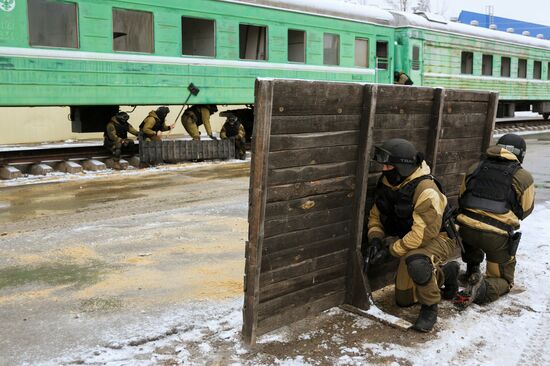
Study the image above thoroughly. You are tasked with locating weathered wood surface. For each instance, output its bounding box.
[243,79,497,345]
[139,139,234,164]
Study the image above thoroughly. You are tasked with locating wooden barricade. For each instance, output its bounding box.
[242,79,497,345]
[139,139,235,164]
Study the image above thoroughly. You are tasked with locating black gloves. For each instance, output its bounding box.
[363,237,388,272]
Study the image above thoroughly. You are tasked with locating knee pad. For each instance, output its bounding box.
[406,254,433,286]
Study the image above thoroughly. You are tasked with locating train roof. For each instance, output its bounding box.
[224,0,394,25]
[391,11,550,51]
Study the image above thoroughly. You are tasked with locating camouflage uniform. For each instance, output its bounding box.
[367,162,459,307]
[394,71,413,85]
[220,118,246,160]
[139,110,171,141]
[181,105,216,140]
[457,145,535,304]
[104,114,138,161]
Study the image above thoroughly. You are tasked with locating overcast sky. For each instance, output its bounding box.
[360,0,549,26]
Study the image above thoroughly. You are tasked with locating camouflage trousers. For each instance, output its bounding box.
[395,234,459,307]
[460,225,516,304]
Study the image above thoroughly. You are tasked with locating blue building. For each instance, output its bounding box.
[458,10,550,39]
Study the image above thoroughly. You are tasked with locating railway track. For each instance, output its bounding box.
[0,118,548,179]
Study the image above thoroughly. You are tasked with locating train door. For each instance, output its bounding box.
[409,39,423,85]
[375,38,391,84]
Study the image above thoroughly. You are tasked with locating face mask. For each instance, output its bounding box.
[383,169,404,186]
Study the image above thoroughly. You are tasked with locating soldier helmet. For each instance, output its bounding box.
[156,106,170,119]
[115,111,129,123]
[373,138,421,177]
[497,133,526,162]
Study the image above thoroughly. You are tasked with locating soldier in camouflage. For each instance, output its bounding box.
[104,111,138,161]
[181,104,218,140]
[139,106,174,141]
[220,115,246,160]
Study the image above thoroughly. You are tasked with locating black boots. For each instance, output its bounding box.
[458,263,480,284]
[411,304,438,332]
[454,274,487,310]
[442,261,460,300]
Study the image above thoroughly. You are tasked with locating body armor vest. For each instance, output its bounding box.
[460,158,522,217]
[114,121,129,139]
[375,174,449,238]
[139,118,163,133]
[224,121,241,137]
[184,106,204,126]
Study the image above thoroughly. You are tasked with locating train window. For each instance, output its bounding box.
[324,33,340,65]
[113,9,154,53]
[412,46,420,70]
[288,29,305,63]
[28,0,79,48]
[461,52,473,74]
[182,17,215,57]
[482,55,493,76]
[240,24,267,60]
[354,38,369,68]
[376,41,388,70]
[518,59,527,78]
[533,61,542,79]
[501,57,511,77]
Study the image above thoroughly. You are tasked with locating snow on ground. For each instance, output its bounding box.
[51,203,550,366]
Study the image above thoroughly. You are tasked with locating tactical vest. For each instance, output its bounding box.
[114,121,129,139]
[459,158,522,218]
[375,174,448,238]
[224,121,241,137]
[184,106,204,126]
[139,117,163,133]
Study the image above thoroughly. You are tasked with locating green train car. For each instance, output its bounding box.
[1,0,549,133]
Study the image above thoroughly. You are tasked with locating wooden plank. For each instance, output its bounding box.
[242,79,274,346]
[373,128,430,145]
[444,101,489,114]
[347,84,378,309]
[441,113,487,129]
[261,235,350,272]
[433,160,477,176]
[263,220,351,255]
[440,124,486,139]
[268,145,358,170]
[374,113,432,130]
[267,176,356,203]
[270,115,360,135]
[268,161,357,186]
[377,85,435,101]
[265,190,354,219]
[258,277,346,321]
[256,291,346,336]
[445,89,490,102]
[270,131,358,151]
[260,263,347,303]
[264,205,353,237]
[482,92,499,152]
[271,80,363,116]
[375,101,434,114]
[260,249,348,287]
[438,136,484,152]
[437,149,483,164]
[425,88,444,170]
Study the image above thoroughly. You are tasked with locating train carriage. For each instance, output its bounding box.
[1,0,549,135]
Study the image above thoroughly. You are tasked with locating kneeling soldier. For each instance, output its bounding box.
[104,111,138,161]
[363,138,459,332]
[181,104,218,141]
[454,133,535,308]
[220,115,246,160]
[139,106,174,141]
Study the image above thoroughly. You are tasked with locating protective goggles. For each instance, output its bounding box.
[497,144,525,159]
[373,146,415,165]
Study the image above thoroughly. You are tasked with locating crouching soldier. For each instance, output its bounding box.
[139,106,174,141]
[220,115,246,160]
[181,104,218,140]
[454,133,535,309]
[363,138,460,332]
[104,111,138,161]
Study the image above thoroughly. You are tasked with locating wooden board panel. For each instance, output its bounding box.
[444,101,489,114]
[264,205,353,237]
[268,145,358,170]
[377,85,435,101]
[267,176,356,203]
[438,137,484,152]
[265,190,354,219]
[270,115,360,135]
[270,131,358,151]
[374,113,432,129]
[268,161,356,187]
[445,89,491,102]
[375,101,434,114]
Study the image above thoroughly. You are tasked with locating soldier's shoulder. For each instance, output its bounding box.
[514,166,534,187]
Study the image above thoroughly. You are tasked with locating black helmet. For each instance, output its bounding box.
[156,106,170,119]
[373,138,421,177]
[115,111,129,123]
[497,133,526,162]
